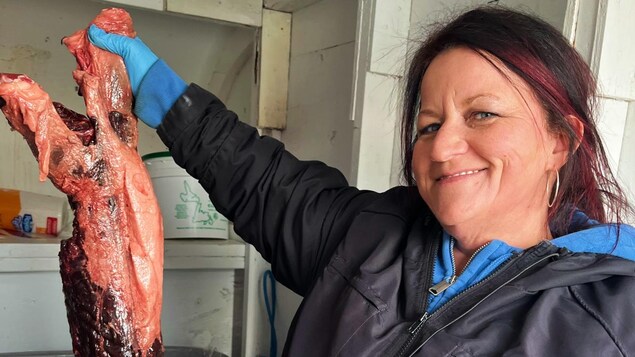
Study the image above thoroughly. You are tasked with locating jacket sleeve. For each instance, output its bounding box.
[156,84,379,295]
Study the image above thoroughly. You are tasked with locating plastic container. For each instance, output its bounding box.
[0,188,69,236]
[142,152,229,239]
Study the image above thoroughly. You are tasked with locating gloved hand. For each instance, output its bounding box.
[88,24,187,128]
[88,24,158,96]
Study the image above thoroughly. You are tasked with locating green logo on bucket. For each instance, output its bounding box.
[174,181,219,226]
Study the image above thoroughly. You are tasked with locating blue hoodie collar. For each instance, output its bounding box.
[551,210,635,261]
[427,211,635,313]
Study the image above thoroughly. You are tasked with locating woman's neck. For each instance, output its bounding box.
[446,214,552,274]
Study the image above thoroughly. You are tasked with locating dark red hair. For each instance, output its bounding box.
[401,6,631,236]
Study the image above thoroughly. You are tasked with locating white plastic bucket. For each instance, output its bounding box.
[143,152,229,239]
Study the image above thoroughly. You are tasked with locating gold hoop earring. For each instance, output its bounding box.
[547,170,560,208]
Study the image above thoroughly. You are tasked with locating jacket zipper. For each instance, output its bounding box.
[402,252,560,357]
[429,239,489,296]
[396,230,440,352]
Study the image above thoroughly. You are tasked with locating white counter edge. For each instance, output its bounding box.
[0,238,247,272]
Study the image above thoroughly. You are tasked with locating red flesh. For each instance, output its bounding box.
[0,8,164,356]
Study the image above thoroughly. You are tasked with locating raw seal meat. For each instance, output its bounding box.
[0,8,164,356]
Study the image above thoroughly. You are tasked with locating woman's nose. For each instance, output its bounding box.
[429,119,469,162]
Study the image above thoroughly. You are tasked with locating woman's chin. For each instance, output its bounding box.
[432,206,480,230]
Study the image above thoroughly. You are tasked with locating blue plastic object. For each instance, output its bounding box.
[263,270,277,357]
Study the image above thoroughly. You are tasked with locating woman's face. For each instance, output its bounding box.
[413,47,563,235]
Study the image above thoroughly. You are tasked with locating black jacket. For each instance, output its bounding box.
[158,84,635,356]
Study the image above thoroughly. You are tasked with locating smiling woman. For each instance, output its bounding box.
[30,4,635,357]
[401,8,629,239]
[413,47,576,268]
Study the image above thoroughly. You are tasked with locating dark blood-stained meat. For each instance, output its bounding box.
[0,8,164,356]
[53,102,96,146]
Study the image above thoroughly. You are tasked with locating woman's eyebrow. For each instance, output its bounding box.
[463,93,500,105]
[418,93,500,116]
[418,108,438,116]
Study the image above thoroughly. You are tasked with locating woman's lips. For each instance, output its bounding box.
[437,168,486,181]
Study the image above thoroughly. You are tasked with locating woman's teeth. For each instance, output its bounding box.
[441,169,483,180]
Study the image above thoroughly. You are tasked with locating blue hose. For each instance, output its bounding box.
[263,270,277,357]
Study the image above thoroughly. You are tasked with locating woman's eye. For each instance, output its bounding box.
[473,112,497,120]
[418,123,441,136]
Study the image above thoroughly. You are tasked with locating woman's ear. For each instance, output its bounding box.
[566,114,585,152]
[550,115,584,169]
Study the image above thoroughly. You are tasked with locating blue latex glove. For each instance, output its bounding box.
[88,24,158,96]
[87,25,187,128]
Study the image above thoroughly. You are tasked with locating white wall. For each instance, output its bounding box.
[621,103,635,223]
[351,0,412,191]
[409,0,567,33]
[588,0,635,223]
[283,0,358,180]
